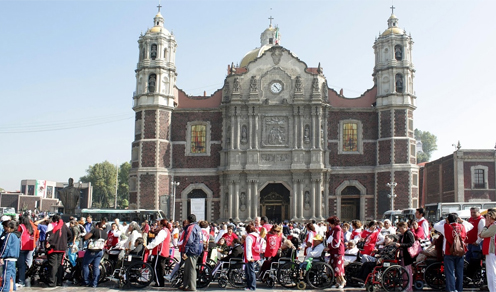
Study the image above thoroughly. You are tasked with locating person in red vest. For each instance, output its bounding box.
[480,209,496,292]
[244,223,261,291]
[359,221,382,255]
[434,213,473,292]
[259,225,283,280]
[261,216,272,233]
[466,207,486,263]
[221,225,238,246]
[409,220,425,240]
[106,223,121,249]
[415,208,430,240]
[146,219,171,288]
[350,220,363,244]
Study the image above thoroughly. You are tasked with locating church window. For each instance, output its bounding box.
[151,44,157,60]
[269,38,273,44]
[191,125,206,153]
[471,165,488,189]
[338,120,363,154]
[342,123,358,152]
[186,121,211,156]
[148,74,157,93]
[395,73,404,93]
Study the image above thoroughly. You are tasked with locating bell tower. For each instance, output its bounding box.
[373,8,419,212]
[129,5,177,210]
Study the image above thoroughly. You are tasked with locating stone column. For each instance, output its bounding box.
[292,179,298,221]
[247,180,252,220]
[299,180,304,219]
[254,115,259,149]
[316,108,322,150]
[228,181,233,219]
[311,111,316,149]
[253,181,259,218]
[299,115,304,149]
[249,114,253,150]
[236,115,241,150]
[316,177,322,219]
[293,110,298,148]
[230,115,235,150]
[234,181,240,222]
[311,178,316,219]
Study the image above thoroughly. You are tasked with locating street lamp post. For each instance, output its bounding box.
[171,181,180,222]
[386,181,397,210]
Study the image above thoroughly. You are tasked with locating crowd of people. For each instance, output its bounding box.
[0,206,495,292]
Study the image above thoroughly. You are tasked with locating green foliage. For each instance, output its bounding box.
[121,199,129,208]
[80,161,131,209]
[80,161,117,208]
[0,187,4,192]
[415,129,438,163]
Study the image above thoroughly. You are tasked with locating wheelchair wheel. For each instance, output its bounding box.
[266,276,275,288]
[381,265,409,292]
[164,257,178,276]
[228,266,247,288]
[218,274,228,288]
[345,262,363,287]
[365,282,376,292]
[424,261,446,290]
[276,261,298,289]
[297,281,306,290]
[196,264,212,289]
[126,262,154,288]
[171,268,184,288]
[305,262,334,289]
[414,280,424,290]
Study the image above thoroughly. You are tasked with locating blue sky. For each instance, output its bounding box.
[1,0,495,191]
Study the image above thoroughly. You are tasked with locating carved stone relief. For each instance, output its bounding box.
[232,77,240,93]
[263,117,288,147]
[241,125,248,144]
[295,76,302,92]
[250,76,257,92]
[304,125,310,144]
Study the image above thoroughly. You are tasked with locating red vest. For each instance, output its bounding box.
[152,228,171,258]
[264,233,282,258]
[418,218,430,239]
[482,222,496,255]
[19,224,35,251]
[444,223,467,256]
[362,229,379,255]
[107,230,119,248]
[467,215,484,244]
[303,231,315,256]
[351,229,362,240]
[244,234,261,262]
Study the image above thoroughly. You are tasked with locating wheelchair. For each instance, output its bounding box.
[208,257,242,288]
[363,259,410,292]
[169,261,212,289]
[276,257,335,290]
[259,249,297,288]
[110,252,154,288]
[423,258,486,290]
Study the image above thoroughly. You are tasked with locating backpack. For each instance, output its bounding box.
[450,226,465,257]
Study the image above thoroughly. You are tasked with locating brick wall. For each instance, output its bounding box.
[159,110,170,140]
[394,109,406,137]
[377,172,391,216]
[380,110,391,138]
[328,111,378,140]
[144,110,156,139]
[394,140,408,163]
[172,144,221,168]
[129,191,137,205]
[379,140,391,165]
[158,175,170,196]
[171,111,222,141]
[394,171,410,210]
[464,162,495,189]
[141,141,156,167]
[329,143,377,166]
[19,196,40,211]
[159,142,170,168]
[139,174,156,209]
[328,173,375,195]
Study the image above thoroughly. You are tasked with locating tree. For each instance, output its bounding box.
[0,187,4,192]
[415,129,438,163]
[117,162,131,207]
[80,161,118,208]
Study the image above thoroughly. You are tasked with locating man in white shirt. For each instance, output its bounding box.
[415,208,430,240]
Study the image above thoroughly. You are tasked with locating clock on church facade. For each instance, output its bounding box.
[128,9,419,223]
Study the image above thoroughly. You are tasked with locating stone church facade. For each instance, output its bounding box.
[129,9,419,223]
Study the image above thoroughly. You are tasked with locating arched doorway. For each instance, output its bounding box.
[340,186,361,222]
[187,189,207,220]
[260,183,290,223]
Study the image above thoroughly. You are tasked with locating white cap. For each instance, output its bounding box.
[1,216,11,222]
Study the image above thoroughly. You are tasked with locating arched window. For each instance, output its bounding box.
[191,125,206,154]
[394,45,403,61]
[151,44,157,60]
[148,74,157,93]
[395,73,404,93]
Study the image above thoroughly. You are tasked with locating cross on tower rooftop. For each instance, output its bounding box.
[269,15,274,27]
[390,5,395,14]
[157,2,162,13]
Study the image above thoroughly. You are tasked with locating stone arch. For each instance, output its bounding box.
[335,180,366,221]
[180,183,213,221]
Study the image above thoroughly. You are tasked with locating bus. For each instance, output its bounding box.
[80,209,166,223]
[400,208,416,222]
[425,202,496,223]
[382,210,403,225]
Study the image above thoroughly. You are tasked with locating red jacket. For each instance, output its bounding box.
[328,225,345,255]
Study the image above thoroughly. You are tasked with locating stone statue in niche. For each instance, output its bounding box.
[395,74,403,93]
[295,76,302,92]
[312,78,319,91]
[240,192,246,211]
[241,125,248,144]
[232,77,240,93]
[304,125,310,143]
[281,98,288,104]
[250,76,257,92]
[394,45,402,61]
[304,191,310,210]
[151,44,157,60]
[148,74,156,93]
